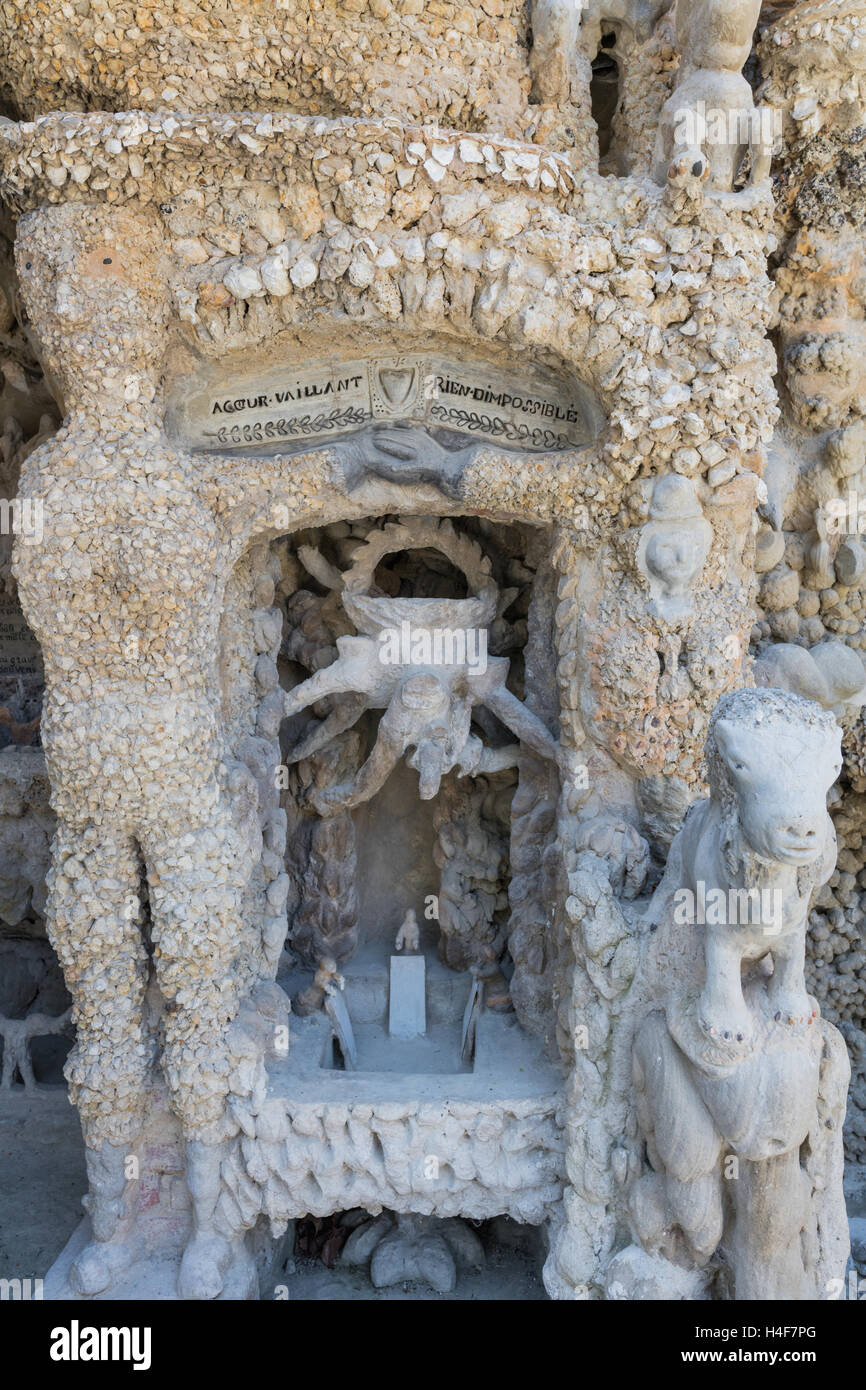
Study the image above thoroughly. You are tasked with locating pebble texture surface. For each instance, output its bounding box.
[0,0,863,1301]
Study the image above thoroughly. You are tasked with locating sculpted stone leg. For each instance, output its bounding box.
[0,1021,35,1090]
[730,1151,810,1300]
[144,809,248,1120]
[72,1141,142,1296]
[410,737,450,801]
[141,810,256,1300]
[44,822,149,1294]
[632,1012,724,1265]
[179,1139,256,1301]
[309,720,402,816]
[767,929,811,1027]
[282,637,374,717]
[481,682,558,762]
[0,1036,17,1090]
[285,694,367,763]
[698,931,753,1047]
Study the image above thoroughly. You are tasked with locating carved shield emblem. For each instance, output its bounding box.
[377,365,416,411]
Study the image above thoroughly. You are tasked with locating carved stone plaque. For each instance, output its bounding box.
[171,352,596,453]
[0,596,43,679]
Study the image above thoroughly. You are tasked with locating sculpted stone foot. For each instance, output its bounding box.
[70,1140,139,1296]
[768,992,815,1030]
[696,993,753,1051]
[178,1230,255,1301]
[285,694,366,764]
[767,933,814,1029]
[179,1139,255,1301]
[696,931,756,1052]
[71,1235,140,1297]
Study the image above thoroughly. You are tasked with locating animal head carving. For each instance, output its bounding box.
[706,688,841,882]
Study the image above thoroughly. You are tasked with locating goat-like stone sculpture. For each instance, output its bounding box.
[625,689,849,1299]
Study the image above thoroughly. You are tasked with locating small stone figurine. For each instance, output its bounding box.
[395,909,420,953]
[637,474,712,621]
[294,955,345,1017]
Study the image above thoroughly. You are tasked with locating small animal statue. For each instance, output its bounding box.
[669,687,840,1051]
[653,0,770,191]
[0,703,41,745]
[0,1005,72,1091]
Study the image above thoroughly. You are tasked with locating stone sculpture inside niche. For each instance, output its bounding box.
[281,517,558,814]
[394,908,420,953]
[280,558,364,973]
[433,773,514,1011]
[623,690,848,1300]
[293,955,344,1018]
[636,474,712,621]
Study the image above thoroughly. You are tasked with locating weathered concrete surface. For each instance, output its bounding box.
[0,1093,85,1283]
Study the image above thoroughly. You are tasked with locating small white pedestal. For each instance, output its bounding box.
[389,955,426,1040]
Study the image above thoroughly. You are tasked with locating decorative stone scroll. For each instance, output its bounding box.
[169,353,597,454]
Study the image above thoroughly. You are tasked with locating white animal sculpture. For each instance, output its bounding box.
[668,687,840,1051]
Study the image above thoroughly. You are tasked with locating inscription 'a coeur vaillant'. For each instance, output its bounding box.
[170,353,598,454]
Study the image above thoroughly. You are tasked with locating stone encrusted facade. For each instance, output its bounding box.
[0,0,863,1302]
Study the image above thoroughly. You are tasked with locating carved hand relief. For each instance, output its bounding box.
[636,475,712,620]
[169,352,597,454]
